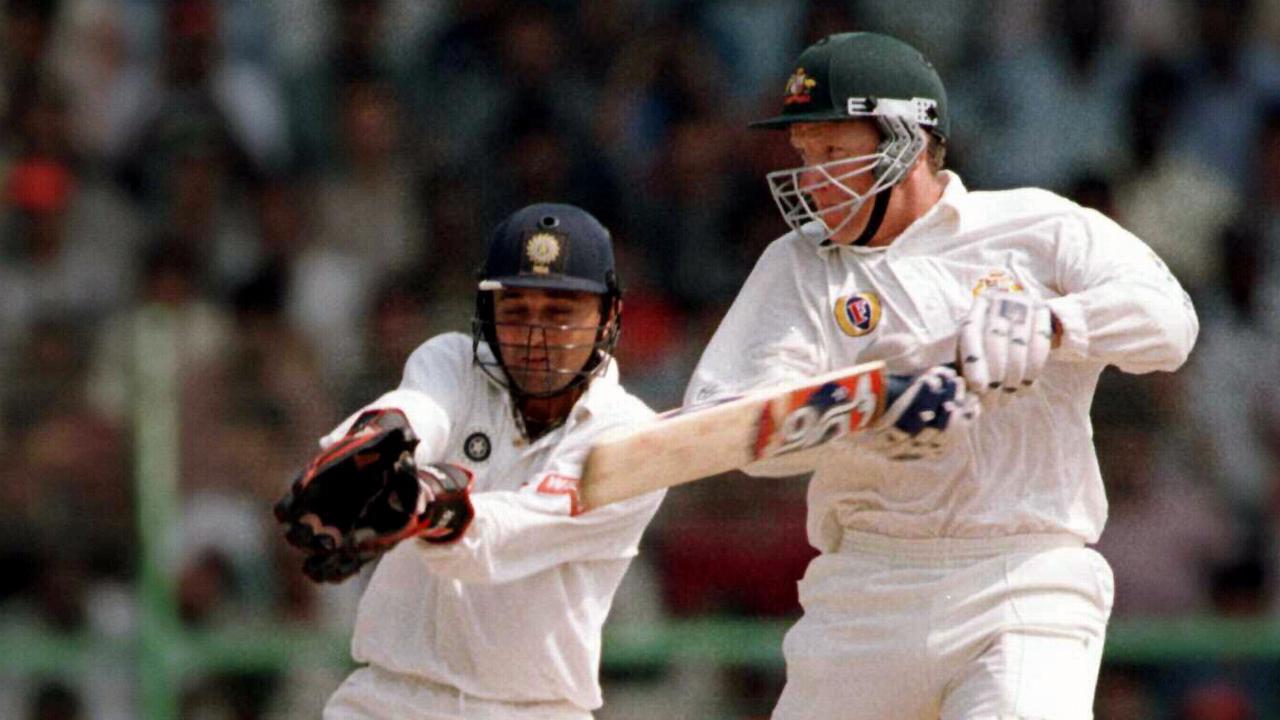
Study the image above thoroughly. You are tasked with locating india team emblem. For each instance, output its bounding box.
[525,232,562,274]
[833,292,881,337]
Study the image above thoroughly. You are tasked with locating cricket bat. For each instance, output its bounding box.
[579,361,890,511]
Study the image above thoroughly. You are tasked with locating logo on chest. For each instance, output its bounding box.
[463,431,492,462]
[833,292,882,337]
[972,269,1025,296]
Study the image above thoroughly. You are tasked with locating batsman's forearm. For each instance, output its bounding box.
[1045,281,1198,373]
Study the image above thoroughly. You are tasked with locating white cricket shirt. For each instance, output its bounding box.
[686,172,1198,551]
[322,332,663,711]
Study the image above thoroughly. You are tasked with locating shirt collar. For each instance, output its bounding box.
[477,340,620,445]
[518,356,619,451]
[814,170,967,255]
[573,355,620,421]
[917,169,966,233]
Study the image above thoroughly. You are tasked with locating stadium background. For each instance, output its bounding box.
[2,0,1279,717]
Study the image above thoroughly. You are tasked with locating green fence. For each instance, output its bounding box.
[2,306,1270,718]
[4,616,1280,705]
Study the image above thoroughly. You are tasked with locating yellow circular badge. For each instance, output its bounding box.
[833,292,882,337]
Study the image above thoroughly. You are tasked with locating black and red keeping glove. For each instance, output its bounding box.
[273,409,474,583]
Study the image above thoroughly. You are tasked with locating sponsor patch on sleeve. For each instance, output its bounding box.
[535,473,584,516]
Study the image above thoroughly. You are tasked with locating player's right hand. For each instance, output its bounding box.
[869,365,979,461]
[273,409,474,583]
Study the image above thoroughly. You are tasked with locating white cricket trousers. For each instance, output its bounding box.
[772,530,1114,720]
[324,665,594,720]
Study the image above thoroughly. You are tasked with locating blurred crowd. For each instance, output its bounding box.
[2,0,1280,717]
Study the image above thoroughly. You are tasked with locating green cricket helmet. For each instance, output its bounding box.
[752,32,949,136]
[752,32,949,245]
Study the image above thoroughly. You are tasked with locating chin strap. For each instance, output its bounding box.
[852,190,892,246]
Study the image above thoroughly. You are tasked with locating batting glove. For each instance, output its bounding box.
[959,291,1053,398]
[869,365,979,461]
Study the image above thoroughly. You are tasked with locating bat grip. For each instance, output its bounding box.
[884,361,961,408]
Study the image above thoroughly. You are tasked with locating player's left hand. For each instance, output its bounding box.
[959,291,1053,398]
[290,462,475,583]
[869,365,979,461]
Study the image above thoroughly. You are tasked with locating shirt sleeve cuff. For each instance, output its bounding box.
[414,512,486,563]
[1045,295,1089,361]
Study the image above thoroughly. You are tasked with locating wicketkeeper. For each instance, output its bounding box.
[275,203,665,719]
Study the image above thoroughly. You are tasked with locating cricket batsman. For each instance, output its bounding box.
[274,203,665,719]
[685,32,1199,719]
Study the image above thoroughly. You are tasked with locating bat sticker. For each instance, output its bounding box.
[753,368,885,459]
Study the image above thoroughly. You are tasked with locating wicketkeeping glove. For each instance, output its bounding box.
[868,365,979,461]
[959,291,1054,398]
[273,409,474,583]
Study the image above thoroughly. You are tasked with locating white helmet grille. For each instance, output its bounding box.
[765,114,927,242]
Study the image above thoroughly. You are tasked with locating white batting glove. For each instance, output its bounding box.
[959,291,1053,398]
[868,365,980,461]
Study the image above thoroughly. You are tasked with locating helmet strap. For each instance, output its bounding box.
[852,189,891,246]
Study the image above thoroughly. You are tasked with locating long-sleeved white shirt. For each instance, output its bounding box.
[322,332,664,711]
[686,172,1198,551]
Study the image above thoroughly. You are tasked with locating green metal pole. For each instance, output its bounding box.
[134,306,182,720]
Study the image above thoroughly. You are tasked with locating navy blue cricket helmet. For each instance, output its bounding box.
[472,203,622,401]
[477,203,619,295]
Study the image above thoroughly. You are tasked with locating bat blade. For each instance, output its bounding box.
[580,362,887,510]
